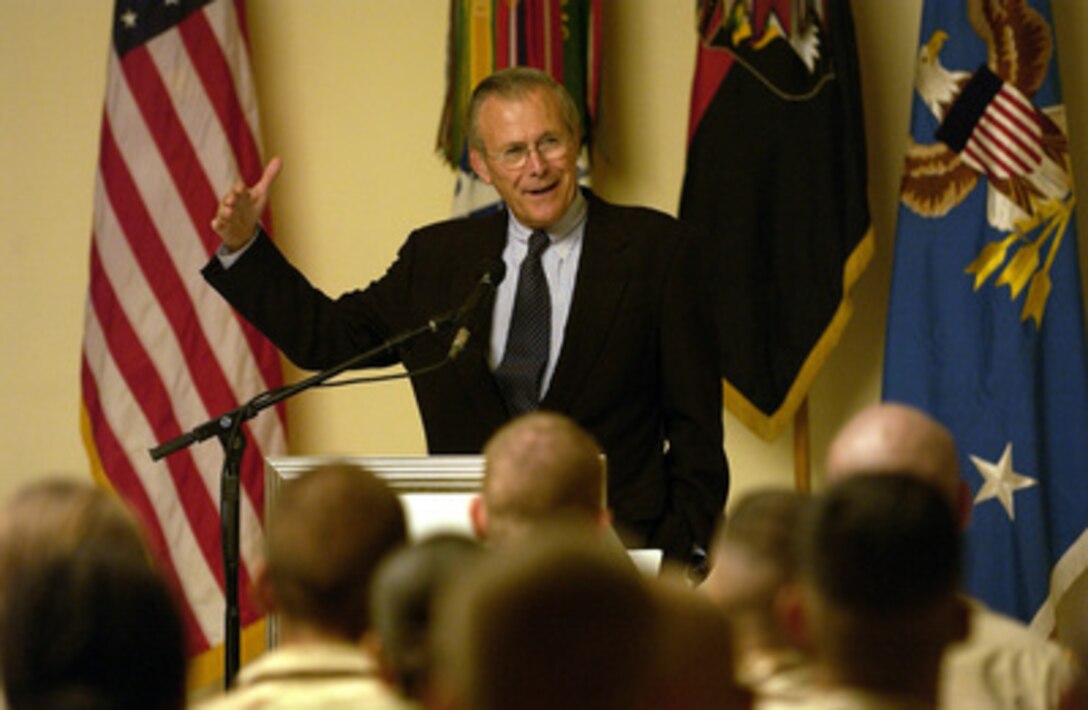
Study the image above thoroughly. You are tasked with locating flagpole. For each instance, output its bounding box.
[794,397,811,493]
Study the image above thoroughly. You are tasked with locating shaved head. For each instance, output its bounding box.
[480,412,605,542]
[826,403,967,524]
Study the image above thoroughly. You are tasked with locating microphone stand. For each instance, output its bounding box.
[149,312,456,688]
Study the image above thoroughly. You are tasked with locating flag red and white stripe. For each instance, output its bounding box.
[961,83,1043,180]
[80,0,285,679]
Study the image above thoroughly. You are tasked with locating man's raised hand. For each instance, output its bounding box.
[211,157,283,252]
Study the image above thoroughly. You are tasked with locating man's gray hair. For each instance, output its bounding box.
[466,67,582,152]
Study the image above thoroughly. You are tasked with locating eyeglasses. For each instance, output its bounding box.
[491,135,570,170]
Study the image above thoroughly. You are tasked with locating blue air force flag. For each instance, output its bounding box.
[884,0,1088,633]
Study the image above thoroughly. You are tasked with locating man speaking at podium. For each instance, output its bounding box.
[202,67,728,567]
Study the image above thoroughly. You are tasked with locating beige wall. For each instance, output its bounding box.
[2,1,1087,507]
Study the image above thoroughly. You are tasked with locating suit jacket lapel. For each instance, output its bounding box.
[542,195,632,411]
[448,210,510,422]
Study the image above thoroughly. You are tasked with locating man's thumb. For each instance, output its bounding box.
[253,156,283,199]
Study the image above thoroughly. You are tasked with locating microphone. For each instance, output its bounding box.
[449,259,506,359]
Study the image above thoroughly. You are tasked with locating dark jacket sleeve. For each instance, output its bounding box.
[201,230,406,370]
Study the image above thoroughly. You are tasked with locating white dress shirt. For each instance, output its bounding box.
[489,191,588,398]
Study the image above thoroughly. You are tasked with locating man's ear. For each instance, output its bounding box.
[947,595,971,645]
[775,582,810,651]
[251,559,276,615]
[468,147,493,186]
[956,481,973,530]
[361,630,400,688]
[595,508,614,535]
[469,495,489,540]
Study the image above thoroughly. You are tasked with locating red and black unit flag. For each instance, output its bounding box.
[437,0,601,216]
[80,0,285,686]
[679,0,873,441]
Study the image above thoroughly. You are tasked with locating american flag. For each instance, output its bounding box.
[936,66,1044,182]
[80,0,285,682]
[959,83,1042,179]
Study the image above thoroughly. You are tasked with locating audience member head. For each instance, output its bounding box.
[433,524,656,710]
[798,475,968,705]
[259,463,407,643]
[2,544,187,710]
[825,402,971,526]
[369,532,484,701]
[701,489,810,667]
[649,577,753,709]
[474,411,608,544]
[0,478,151,633]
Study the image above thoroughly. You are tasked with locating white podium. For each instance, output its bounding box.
[263,455,484,648]
[265,454,485,540]
[261,454,661,647]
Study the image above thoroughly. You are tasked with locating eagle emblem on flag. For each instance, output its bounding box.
[899,0,1074,326]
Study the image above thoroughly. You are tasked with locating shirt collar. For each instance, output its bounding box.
[234,642,380,688]
[507,190,588,246]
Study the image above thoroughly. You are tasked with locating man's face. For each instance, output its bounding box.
[469,88,580,230]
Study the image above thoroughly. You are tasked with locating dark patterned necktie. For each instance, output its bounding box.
[495,230,552,416]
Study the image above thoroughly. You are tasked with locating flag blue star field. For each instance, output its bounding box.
[884,0,1088,632]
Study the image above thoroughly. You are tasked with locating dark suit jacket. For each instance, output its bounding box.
[203,191,728,561]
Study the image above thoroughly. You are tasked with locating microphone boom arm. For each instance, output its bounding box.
[149,313,456,461]
[147,310,455,689]
[146,258,502,688]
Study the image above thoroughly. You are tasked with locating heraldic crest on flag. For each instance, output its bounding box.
[885,0,1088,633]
[900,0,1074,326]
[696,0,827,82]
[680,0,873,441]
